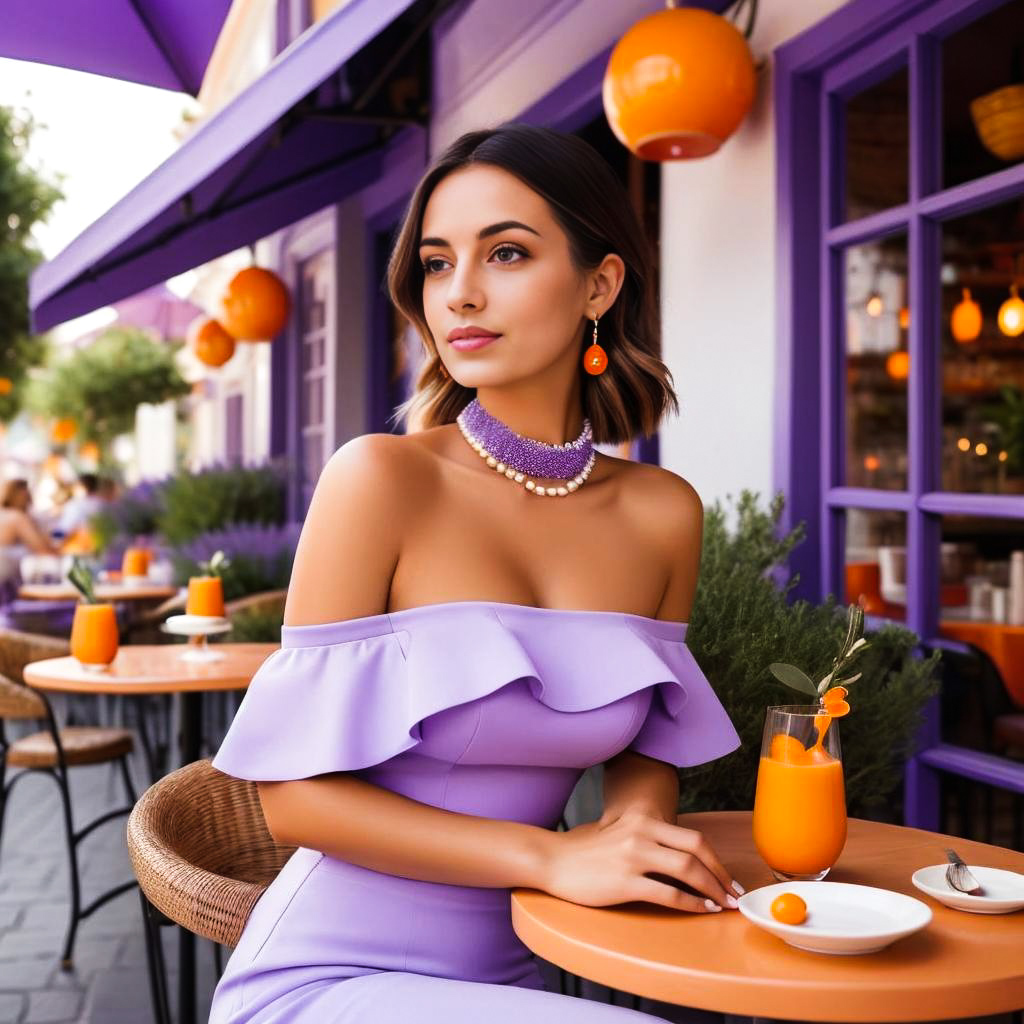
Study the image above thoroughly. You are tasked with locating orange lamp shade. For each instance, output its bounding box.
[52,418,77,443]
[189,316,236,368]
[220,267,291,341]
[886,350,910,380]
[951,288,982,342]
[603,7,756,160]
[998,284,1024,337]
[0,377,12,395]
[186,575,225,617]
[70,603,119,669]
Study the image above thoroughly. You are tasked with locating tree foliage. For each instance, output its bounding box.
[0,105,63,421]
[31,327,192,445]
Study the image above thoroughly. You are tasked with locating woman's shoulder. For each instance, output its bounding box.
[322,431,439,487]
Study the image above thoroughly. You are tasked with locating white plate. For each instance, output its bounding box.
[121,574,151,588]
[911,864,1024,914]
[162,614,232,636]
[737,881,932,955]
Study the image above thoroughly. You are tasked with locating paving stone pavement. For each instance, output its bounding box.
[0,749,220,1024]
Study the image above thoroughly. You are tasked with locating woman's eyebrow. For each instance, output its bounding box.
[419,220,541,248]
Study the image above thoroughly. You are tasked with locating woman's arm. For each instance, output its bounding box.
[12,510,58,554]
[259,772,553,889]
[600,750,680,825]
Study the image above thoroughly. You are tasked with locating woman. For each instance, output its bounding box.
[209,123,742,1023]
[0,478,57,589]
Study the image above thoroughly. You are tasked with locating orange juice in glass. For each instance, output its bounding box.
[186,575,225,618]
[752,705,847,881]
[121,547,149,581]
[70,603,119,672]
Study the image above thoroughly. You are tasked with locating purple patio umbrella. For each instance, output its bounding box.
[1,1,233,95]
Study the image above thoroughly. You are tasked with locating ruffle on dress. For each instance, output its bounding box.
[211,600,741,780]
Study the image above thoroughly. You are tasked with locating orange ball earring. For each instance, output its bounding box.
[583,316,608,375]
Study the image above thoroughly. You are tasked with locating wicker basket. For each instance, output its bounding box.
[970,84,1024,161]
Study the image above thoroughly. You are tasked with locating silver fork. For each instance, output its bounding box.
[944,848,983,895]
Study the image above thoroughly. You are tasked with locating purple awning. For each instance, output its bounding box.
[30,0,421,332]
[1,1,233,94]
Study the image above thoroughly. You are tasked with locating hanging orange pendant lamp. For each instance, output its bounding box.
[951,288,982,343]
[0,377,12,396]
[886,350,909,380]
[52,418,77,443]
[189,316,237,368]
[603,2,757,161]
[220,266,291,341]
[998,283,1024,337]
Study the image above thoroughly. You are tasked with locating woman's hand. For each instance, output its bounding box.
[541,810,742,913]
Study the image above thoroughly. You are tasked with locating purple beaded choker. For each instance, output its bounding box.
[456,398,597,498]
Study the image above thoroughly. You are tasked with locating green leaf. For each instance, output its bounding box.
[835,672,862,687]
[768,662,819,697]
[66,557,96,604]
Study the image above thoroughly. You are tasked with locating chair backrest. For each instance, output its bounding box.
[0,672,47,720]
[126,758,296,947]
[0,627,70,686]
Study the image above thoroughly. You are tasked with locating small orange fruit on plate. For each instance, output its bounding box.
[770,892,807,925]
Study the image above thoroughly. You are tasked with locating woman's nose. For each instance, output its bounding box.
[446,262,485,312]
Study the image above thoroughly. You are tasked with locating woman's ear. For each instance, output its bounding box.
[587,253,626,316]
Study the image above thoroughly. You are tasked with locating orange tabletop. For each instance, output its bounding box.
[18,582,180,602]
[939,618,1024,709]
[511,811,1024,1022]
[23,643,277,694]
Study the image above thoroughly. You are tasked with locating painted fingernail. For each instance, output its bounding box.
[725,895,739,909]
[731,880,746,896]
[704,899,722,912]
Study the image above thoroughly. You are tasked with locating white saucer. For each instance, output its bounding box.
[121,574,151,588]
[737,881,932,955]
[162,614,232,636]
[911,864,1024,914]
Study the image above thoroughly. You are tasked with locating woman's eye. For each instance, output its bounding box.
[491,244,526,264]
[421,257,448,275]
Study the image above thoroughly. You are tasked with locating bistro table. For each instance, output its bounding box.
[511,811,1024,1022]
[939,618,1024,709]
[18,582,179,602]
[24,642,276,1024]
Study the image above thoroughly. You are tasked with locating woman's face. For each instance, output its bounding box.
[418,164,594,388]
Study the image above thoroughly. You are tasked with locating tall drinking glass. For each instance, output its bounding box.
[752,705,847,881]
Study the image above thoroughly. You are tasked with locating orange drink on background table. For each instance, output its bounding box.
[121,547,150,579]
[70,603,119,671]
[753,705,847,881]
[186,575,225,617]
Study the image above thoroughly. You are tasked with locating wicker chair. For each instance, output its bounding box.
[126,758,296,1024]
[0,627,137,968]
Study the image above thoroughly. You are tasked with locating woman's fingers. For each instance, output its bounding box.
[649,822,742,900]
[642,845,737,909]
[629,875,723,913]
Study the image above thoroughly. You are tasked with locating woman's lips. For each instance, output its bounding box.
[450,334,501,351]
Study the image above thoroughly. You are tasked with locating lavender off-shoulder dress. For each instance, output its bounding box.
[208,600,741,1023]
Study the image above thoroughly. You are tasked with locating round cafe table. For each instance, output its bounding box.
[511,811,1024,1022]
[24,642,276,1024]
[18,582,179,602]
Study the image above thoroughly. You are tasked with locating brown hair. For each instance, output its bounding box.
[0,478,29,509]
[386,122,678,445]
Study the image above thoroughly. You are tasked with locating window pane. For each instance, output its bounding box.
[940,196,1024,494]
[934,514,1024,765]
[302,430,325,485]
[843,66,908,223]
[843,508,907,623]
[942,0,1024,191]
[843,236,909,489]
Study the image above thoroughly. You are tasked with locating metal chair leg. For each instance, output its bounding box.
[140,891,172,1024]
[54,767,82,970]
[213,940,224,977]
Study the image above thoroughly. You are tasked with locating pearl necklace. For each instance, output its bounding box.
[455,400,596,497]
